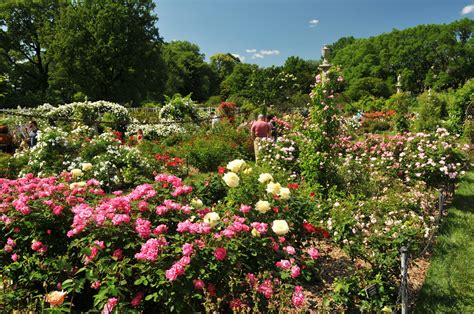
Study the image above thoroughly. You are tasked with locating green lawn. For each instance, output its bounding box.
[415,171,474,313]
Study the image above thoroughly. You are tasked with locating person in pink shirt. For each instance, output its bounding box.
[251,114,271,161]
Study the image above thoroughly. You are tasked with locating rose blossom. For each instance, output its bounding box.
[214,247,227,261]
[193,279,205,290]
[45,290,67,307]
[131,291,144,307]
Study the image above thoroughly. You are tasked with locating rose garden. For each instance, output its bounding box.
[0,56,472,312]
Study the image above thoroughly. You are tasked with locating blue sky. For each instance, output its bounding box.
[154,0,474,67]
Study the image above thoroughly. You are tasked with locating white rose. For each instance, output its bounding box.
[258,173,273,184]
[255,200,271,214]
[191,198,203,208]
[272,220,289,235]
[279,187,291,200]
[203,212,220,227]
[82,163,93,172]
[266,182,281,195]
[223,172,240,188]
[226,159,247,173]
[71,169,84,178]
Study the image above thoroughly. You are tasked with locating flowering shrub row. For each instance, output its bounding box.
[0,160,324,312]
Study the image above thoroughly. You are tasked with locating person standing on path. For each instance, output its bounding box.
[28,120,39,147]
[251,114,271,162]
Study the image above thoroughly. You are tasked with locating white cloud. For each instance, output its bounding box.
[251,53,264,59]
[246,49,257,53]
[260,49,280,56]
[231,53,246,62]
[461,5,474,15]
[309,19,319,28]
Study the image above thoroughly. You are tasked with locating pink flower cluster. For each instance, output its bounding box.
[165,255,191,281]
[128,184,157,201]
[134,237,168,261]
[177,220,211,234]
[307,247,320,260]
[292,285,305,307]
[67,203,94,237]
[251,222,268,234]
[275,259,300,278]
[135,218,152,239]
[218,216,250,238]
[31,240,48,253]
[102,297,118,314]
[155,174,193,197]
[257,279,273,298]
[156,199,191,215]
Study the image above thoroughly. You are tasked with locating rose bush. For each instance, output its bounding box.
[0,161,323,312]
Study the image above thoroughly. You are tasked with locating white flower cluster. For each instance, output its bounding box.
[36,101,130,125]
[125,123,185,139]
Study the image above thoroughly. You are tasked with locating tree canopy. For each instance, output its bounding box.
[0,1,472,109]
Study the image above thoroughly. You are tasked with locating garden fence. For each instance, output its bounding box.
[394,189,446,313]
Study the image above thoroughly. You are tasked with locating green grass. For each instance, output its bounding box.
[415,170,474,313]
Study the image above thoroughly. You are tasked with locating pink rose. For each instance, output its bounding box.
[292,285,304,307]
[182,243,193,256]
[214,247,227,261]
[193,279,205,290]
[91,281,101,289]
[31,241,43,251]
[239,204,251,214]
[307,247,320,260]
[131,291,144,307]
[291,265,301,278]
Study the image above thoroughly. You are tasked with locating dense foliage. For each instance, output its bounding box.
[2,1,470,110]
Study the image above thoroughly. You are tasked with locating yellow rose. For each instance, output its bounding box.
[279,187,291,200]
[266,182,281,195]
[251,228,261,237]
[243,167,253,175]
[71,169,83,178]
[226,159,246,173]
[191,198,203,208]
[45,290,67,306]
[272,220,289,235]
[70,181,86,189]
[258,173,273,184]
[223,172,240,188]
[255,200,271,214]
[203,212,220,227]
[82,163,93,172]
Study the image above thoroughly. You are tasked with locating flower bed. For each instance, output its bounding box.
[0,160,326,312]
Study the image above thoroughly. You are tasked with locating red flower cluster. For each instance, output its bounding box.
[302,222,330,238]
[155,153,185,168]
[113,131,124,143]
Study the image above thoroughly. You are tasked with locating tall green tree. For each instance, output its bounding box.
[162,40,215,102]
[282,56,319,94]
[0,0,63,106]
[209,53,241,83]
[330,19,474,100]
[49,0,165,104]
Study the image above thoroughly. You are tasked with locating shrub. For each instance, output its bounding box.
[0,164,320,312]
